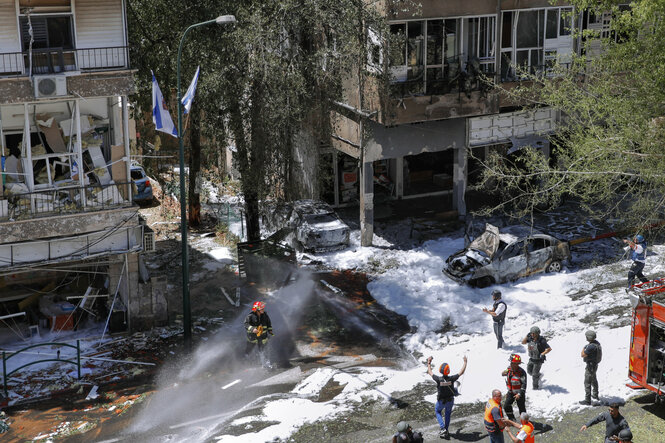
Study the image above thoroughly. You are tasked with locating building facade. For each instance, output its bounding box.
[0,0,164,339]
[328,0,590,245]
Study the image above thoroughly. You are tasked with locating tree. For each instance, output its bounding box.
[128,0,389,240]
[478,0,665,232]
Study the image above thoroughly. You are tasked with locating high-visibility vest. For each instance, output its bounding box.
[483,398,504,433]
[505,368,524,392]
[519,421,535,443]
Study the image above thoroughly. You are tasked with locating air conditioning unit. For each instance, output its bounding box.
[33,75,68,99]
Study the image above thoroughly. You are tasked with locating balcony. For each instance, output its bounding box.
[1,181,133,222]
[0,46,130,78]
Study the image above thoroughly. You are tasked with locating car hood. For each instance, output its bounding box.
[468,223,501,259]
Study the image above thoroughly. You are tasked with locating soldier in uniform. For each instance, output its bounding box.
[580,329,602,405]
[521,326,551,389]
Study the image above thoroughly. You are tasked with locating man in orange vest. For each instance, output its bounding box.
[506,412,535,443]
[484,389,518,443]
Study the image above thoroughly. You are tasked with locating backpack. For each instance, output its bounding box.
[594,341,602,364]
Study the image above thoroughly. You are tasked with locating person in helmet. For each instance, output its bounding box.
[580,402,630,443]
[502,354,528,422]
[617,428,633,442]
[391,421,423,443]
[580,329,602,405]
[521,326,552,390]
[243,301,274,368]
[427,354,468,439]
[483,290,507,348]
[623,234,648,289]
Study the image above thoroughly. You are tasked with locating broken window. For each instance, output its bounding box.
[501,7,575,81]
[390,14,495,97]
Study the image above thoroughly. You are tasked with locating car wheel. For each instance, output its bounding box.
[473,276,494,288]
[547,261,562,273]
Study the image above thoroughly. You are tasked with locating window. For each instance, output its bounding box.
[390,15,495,97]
[20,16,74,51]
[501,7,574,82]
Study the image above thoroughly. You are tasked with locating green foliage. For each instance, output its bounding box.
[215,222,240,247]
[128,0,392,240]
[481,0,665,230]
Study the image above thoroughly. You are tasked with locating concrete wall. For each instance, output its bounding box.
[384,90,500,126]
[0,207,139,244]
[364,118,465,162]
[391,0,568,19]
[0,72,135,105]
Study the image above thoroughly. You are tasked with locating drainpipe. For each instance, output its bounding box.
[495,0,501,85]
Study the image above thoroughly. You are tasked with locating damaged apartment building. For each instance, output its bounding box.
[327,0,614,245]
[0,0,164,342]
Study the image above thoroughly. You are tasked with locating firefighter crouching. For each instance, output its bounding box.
[244,301,274,367]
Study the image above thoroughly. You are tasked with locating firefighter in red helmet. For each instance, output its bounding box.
[244,301,274,368]
[502,354,528,422]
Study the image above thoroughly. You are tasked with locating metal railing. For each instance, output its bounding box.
[3,340,81,397]
[1,181,133,221]
[0,46,130,77]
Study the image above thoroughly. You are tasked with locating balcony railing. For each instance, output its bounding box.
[0,46,130,77]
[1,181,133,221]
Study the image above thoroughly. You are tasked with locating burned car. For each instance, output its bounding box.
[263,200,350,252]
[443,224,571,287]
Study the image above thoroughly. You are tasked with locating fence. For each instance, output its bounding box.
[2,340,81,397]
[1,181,134,221]
[0,46,130,77]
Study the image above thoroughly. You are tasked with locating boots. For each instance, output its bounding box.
[579,397,591,405]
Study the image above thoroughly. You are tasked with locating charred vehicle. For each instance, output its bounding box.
[263,200,350,253]
[442,224,571,287]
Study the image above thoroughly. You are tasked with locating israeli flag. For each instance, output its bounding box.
[151,70,178,138]
[181,66,200,115]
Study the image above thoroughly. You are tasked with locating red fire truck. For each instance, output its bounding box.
[626,279,665,403]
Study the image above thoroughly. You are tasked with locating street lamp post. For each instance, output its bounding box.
[177,14,236,350]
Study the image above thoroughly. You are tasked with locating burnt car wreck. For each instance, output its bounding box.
[443,224,571,287]
[263,200,350,253]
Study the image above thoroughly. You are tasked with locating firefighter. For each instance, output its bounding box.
[243,301,274,368]
[484,389,517,443]
[580,329,602,405]
[623,234,648,289]
[483,290,507,348]
[506,412,535,443]
[521,326,551,390]
[502,354,527,422]
[427,355,468,439]
[580,403,630,443]
[391,421,423,443]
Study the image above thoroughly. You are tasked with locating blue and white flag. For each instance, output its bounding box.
[181,66,200,115]
[151,70,178,138]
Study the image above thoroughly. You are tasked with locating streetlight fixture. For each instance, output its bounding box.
[177,14,236,350]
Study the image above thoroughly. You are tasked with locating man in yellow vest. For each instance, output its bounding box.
[507,412,535,443]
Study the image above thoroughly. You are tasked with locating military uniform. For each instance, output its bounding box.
[582,339,602,403]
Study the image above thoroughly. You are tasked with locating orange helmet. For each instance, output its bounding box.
[252,301,266,311]
[439,363,451,376]
[509,354,522,364]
